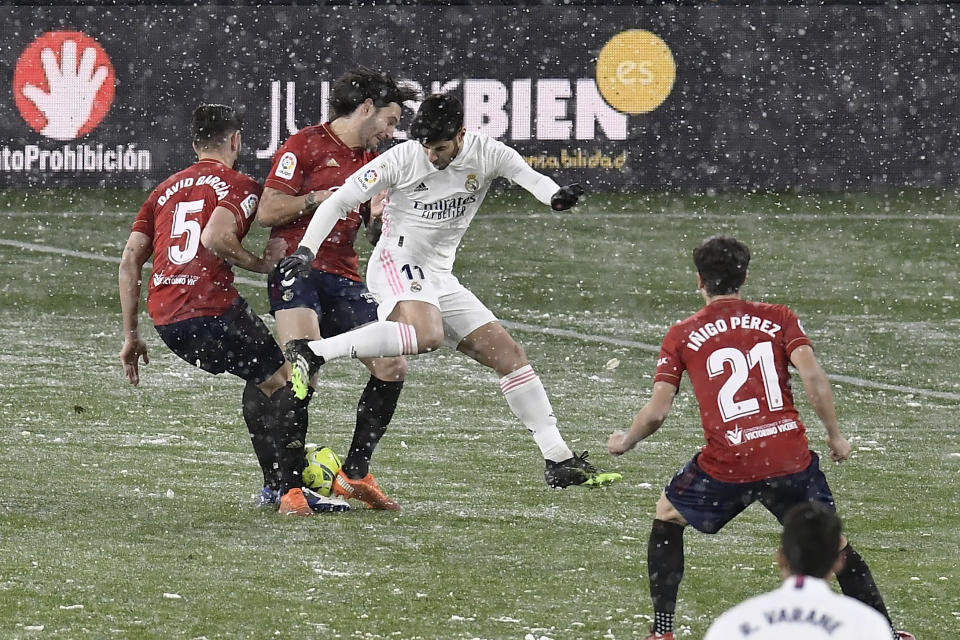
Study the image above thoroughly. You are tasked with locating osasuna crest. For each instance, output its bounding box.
[464,174,480,193]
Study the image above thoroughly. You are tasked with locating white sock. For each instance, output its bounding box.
[500,364,573,462]
[310,322,417,361]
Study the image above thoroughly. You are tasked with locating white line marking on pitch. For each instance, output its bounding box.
[501,320,960,402]
[3,237,957,402]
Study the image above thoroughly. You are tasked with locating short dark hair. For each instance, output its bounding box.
[780,502,843,578]
[328,67,419,119]
[192,104,241,149]
[409,93,464,144]
[693,235,751,296]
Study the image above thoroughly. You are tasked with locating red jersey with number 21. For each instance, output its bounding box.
[132,159,262,326]
[655,298,814,482]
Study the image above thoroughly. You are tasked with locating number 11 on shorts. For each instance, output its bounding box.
[401,264,424,280]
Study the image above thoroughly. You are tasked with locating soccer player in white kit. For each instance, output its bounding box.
[277,93,622,492]
[704,502,900,640]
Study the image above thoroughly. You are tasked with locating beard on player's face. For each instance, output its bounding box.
[361,104,400,151]
[426,137,461,170]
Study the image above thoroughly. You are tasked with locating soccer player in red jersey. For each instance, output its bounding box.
[607,236,910,640]
[118,105,346,515]
[257,68,418,512]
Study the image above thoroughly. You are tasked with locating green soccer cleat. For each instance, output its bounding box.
[583,471,623,487]
[284,339,322,400]
[545,451,622,488]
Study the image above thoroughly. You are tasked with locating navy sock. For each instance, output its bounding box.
[241,381,277,489]
[836,544,891,623]
[272,383,313,495]
[648,519,685,634]
[343,377,403,479]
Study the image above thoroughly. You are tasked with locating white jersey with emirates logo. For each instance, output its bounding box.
[298,132,561,273]
[703,576,892,640]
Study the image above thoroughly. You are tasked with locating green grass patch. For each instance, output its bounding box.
[0,190,957,639]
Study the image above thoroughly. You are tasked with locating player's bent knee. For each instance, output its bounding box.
[417,327,444,352]
[367,356,407,382]
[655,492,688,526]
[383,358,408,381]
[259,368,290,397]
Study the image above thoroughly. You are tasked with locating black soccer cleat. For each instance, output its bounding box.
[284,339,324,400]
[544,450,622,488]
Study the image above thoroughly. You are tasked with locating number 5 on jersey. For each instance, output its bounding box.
[168,199,204,264]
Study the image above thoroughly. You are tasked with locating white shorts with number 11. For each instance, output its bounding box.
[366,245,497,348]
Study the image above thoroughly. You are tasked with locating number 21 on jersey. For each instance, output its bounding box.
[707,341,784,422]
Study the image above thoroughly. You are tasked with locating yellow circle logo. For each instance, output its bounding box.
[596,30,676,114]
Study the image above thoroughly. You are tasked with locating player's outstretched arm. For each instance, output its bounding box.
[118,231,152,386]
[790,345,851,462]
[275,183,373,283]
[201,207,282,274]
[257,187,332,228]
[494,143,584,210]
[298,165,389,255]
[608,381,677,455]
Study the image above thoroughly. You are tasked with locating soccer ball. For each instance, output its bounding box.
[302,445,342,497]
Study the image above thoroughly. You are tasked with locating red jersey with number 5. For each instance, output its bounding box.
[264,123,375,281]
[655,298,813,482]
[132,158,262,325]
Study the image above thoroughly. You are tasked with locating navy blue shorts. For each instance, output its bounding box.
[268,268,378,337]
[155,298,285,385]
[664,451,836,534]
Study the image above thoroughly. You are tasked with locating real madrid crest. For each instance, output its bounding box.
[410,281,423,292]
[465,174,479,193]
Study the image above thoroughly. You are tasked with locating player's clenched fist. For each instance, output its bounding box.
[276,246,314,284]
[607,430,635,456]
[826,433,851,462]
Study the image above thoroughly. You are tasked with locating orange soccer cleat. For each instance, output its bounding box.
[332,469,401,511]
[278,487,314,516]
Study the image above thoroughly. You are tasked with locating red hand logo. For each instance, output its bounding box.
[13,31,115,140]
